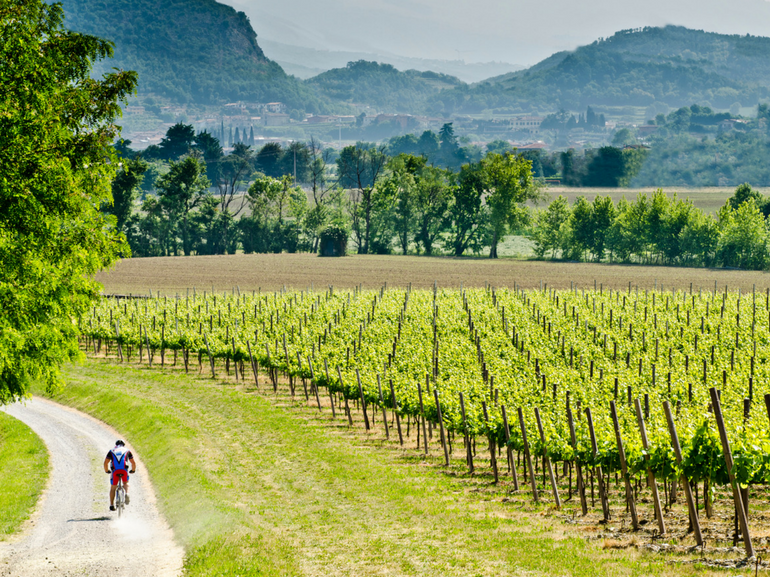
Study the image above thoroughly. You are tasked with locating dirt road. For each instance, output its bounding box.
[0,398,183,577]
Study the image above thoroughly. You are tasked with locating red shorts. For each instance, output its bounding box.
[111,470,129,486]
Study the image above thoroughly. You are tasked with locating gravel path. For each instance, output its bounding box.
[0,398,183,577]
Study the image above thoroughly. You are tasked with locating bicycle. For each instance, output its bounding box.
[115,478,127,518]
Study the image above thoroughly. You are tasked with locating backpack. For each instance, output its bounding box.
[111,447,128,471]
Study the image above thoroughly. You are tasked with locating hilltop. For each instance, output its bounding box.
[260,39,522,83]
[306,61,464,113]
[430,26,770,114]
[58,0,331,112]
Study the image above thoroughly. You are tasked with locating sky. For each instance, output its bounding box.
[221,0,770,65]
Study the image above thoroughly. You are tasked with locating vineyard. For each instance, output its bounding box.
[82,282,770,559]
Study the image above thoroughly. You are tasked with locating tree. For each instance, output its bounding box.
[680,210,718,266]
[380,155,417,255]
[114,138,136,159]
[214,143,254,253]
[560,149,583,186]
[0,0,137,401]
[611,128,637,147]
[439,123,458,151]
[280,141,312,183]
[256,142,283,178]
[589,195,616,261]
[337,143,388,254]
[417,130,440,159]
[584,147,625,187]
[242,175,305,253]
[193,130,223,183]
[438,123,466,168]
[413,164,452,256]
[728,182,765,211]
[159,123,196,161]
[445,163,488,256]
[568,196,594,260]
[486,140,513,157]
[530,196,570,259]
[481,153,540,258]
[716,200,770,269]
[104,157,147,233]
[305,137,338,252]
[156,157,211,256]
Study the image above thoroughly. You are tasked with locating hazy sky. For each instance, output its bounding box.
[222,0,770,65]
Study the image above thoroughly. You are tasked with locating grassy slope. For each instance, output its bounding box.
[43,360,726,576]
[0,411,48,538]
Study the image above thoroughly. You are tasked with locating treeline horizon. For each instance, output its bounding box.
[106,123,770,271]
[531,184,770,270]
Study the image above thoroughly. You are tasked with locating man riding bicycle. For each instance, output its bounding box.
[104,440,136,511]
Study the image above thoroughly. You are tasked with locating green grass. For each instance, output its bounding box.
[0,411,48,538]
[36,359,738,576]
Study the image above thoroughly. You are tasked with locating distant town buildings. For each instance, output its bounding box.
[509,116,544,131]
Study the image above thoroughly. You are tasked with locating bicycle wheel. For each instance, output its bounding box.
[116,484,125,518]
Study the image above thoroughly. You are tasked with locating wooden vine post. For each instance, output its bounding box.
[500,406,519,491]
[566,405,587,515]
[610,401,638,530]
[265,344,276,391]
[308,358,322,411]
[337,366,353,426]
[145,327,153,368]
[517,407,538,503]
[114,322,123,362]
[324,359,336,418]
[710,388,754,557]
[203,333,213,377]
[297,353,308,401]
[662,401,703,546]
[482,402,498,482]
[389,379,403,445]
[633,398,665,535]
[585,408,610,521]
[246,340,258,388]
[459,392,473,474]
[417,381,429,455]
[434,388,449,466]
[534,407,561,508]
[231,337,239,382]
[377,375,389,439]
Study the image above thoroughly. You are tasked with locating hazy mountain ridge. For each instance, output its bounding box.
[446,26,770,114]
[306,61,464,113]
[260,39,523,83]
[57,0,332,112]
[54,0,770,119]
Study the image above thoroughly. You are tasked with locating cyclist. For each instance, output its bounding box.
[103,440,136,511]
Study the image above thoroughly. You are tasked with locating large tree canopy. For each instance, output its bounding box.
[0,0,137,402]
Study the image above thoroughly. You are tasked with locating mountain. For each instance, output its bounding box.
[430,27,770,115]
[306,61,464,113]
[260,39,522,83]
[57,0,331,112]
[219,0,770,71]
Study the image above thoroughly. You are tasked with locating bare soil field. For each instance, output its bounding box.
[544,187,770,214]
[96,253,770,295]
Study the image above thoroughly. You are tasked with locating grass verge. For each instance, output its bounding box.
[37,359,733,576]
[0,411,48,539]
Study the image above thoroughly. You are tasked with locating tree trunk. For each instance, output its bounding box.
[489,229,499,259]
